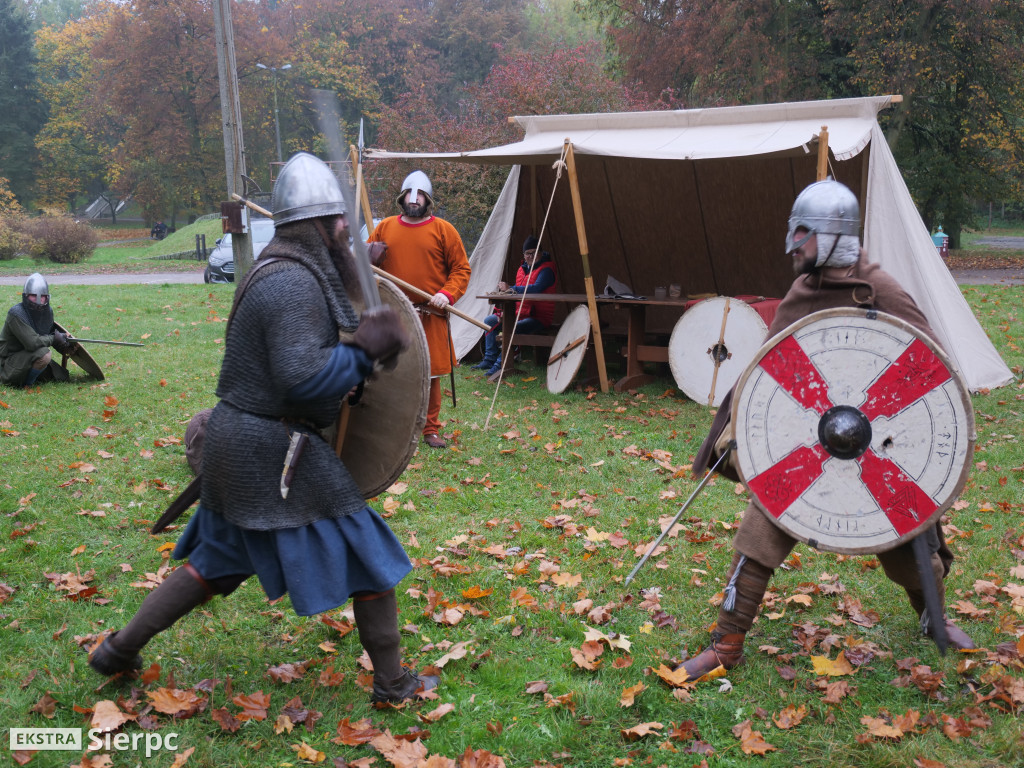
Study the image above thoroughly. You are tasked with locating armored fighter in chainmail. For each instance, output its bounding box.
[89,153,438,703]
[0,273,79,387]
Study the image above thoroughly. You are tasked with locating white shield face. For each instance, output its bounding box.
[547,305,592,394]
[732,309,974,555]
[668,296,768,407]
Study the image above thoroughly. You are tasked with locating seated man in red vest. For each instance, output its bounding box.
[474,236,558,376]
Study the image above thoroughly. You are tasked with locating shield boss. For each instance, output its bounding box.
[732,309,974,554]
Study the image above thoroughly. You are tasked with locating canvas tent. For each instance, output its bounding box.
[366,96,1013,392]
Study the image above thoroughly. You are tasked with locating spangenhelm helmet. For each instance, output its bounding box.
[23,272,50,302]
[271,152,347,227]
[397,170,433,209]
[785,179,861,255]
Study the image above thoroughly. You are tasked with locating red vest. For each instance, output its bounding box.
[515,257,557,327]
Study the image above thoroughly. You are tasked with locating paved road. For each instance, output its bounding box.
[950,268,1024,285]
[0,272,205,286]
[974,235,1024,249]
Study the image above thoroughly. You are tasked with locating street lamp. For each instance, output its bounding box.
[256,62,292,162]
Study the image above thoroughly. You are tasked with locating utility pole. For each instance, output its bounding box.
[213,0,254,284]
[257,63,291,163]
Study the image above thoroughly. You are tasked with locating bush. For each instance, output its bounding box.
[0,216,29,261]
[24,215,99,264]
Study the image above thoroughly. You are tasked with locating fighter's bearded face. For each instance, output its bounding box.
[791,227,818,276]
[400,191,429,219]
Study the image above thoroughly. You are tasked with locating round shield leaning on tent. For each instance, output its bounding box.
[670,179,978,685]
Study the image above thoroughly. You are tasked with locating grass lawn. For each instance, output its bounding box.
[0,278,1022,768]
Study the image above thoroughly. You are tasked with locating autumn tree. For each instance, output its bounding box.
[585,0,850,107]
[424,0,528,110]
[34,7,121,210]
[374,40,653,245]
[0,0,47,206]
[824,0,1024,245]
[78,0,278,222]
[18,0,88,29]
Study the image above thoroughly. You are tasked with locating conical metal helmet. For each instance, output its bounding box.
[785,179,860,254]
[397,170,433,208]
[271,152,347,226]
[23,272,50,299]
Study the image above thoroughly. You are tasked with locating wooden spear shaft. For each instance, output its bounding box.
[369,266,490,331]
[229,193,489,331]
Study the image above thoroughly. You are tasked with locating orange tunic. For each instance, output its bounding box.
[369,216,471,376]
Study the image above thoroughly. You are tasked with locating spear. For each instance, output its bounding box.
[228,192,489,331]
[624,443,735,587]
[67,337,145,347]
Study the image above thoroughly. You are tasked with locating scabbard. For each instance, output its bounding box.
[912,532,948,655]
[151,474,202,534]
[280,431,309,499]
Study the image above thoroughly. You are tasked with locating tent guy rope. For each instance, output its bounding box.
[483,146,569,430]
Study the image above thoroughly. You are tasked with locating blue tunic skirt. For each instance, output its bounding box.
[172,504,412,616]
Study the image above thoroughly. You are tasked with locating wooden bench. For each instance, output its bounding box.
[507,329,558,365]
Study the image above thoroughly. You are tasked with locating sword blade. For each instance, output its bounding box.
[311,89,380,310]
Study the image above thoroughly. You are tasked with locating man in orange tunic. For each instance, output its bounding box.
[369,171,471,449]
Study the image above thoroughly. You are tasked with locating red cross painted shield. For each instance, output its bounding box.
[731,309,975,555]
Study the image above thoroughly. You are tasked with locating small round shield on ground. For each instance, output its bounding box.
[731,308,974,555]
[54,321,104,380]
[547,305,592,394]
[668,296,767,407]
[337,278,430,499]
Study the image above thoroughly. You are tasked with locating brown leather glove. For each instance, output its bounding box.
[350,306,409,362]
[367,241,388,267]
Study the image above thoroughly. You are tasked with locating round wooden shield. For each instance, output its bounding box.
[547,305,592,394]
[668,297,768,407]
[731,308,975,555]
[337,278,430,499]
[54,321,104,380]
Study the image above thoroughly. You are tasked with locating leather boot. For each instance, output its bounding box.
[352,590,438,703]
[675,631,746,681]
[89,564,210,676]
[904,579,977,651]
[675,552,773,681]
[925,617,977,651]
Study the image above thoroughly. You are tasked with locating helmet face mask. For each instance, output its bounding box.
[271,152,347,227]
[23,272,50,301]
[21,272,55,332]
[785,180,860,258]
[397,170,433,213]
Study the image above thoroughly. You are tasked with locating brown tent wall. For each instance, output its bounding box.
[503,150,866,335]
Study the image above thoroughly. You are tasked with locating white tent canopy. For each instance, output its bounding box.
[368,96,1013,392]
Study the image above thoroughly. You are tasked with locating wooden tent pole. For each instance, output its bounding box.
[816,125,830,181]
[531,165,538,236]
[349,145,375,230]
[564,140,609,393]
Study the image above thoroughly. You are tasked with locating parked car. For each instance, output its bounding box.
[204,217,275,283]
[204,216,380,284]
